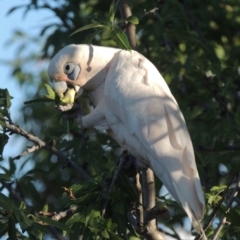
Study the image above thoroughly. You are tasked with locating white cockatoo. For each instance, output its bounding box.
[48,44,205,237]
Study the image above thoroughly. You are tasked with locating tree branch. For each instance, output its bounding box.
[39,205,78,222]
[101,151,128,217]
[0,180,22,201]
[212,173,240,240]
[119,0,136,49]
[4,120,91,181]
[195,173,240,240]
[142,168,166,240]
[47,226,67,240]
[140,8,159,20]
[56,103,86,146]
[179,0,206,45]
[13,144,41,160]
[135,172,145,234]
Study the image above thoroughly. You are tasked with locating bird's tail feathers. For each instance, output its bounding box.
[190,211,207,240]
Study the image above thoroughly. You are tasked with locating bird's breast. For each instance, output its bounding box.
[104,107,149,164]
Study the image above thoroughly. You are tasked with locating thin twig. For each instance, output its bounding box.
[119,0,136,49]
[211,173,240,240]
[57,103,86,146]
[13,144,41,160]
[76,104,86,146]
[38,211,56,217]
[195,173,237,240]
[47,226,67,240]
[56,103,75,112]
[39,205,78,222]
[0,180,22,201]
[4,121,91,181]
[101,151,128,217]
[179,0,206,45]
[62,187,76,200]
[140,8,159,20]
[145,204,169,222]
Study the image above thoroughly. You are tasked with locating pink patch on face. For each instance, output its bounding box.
[54,74,68,81]
[54,74,77,86]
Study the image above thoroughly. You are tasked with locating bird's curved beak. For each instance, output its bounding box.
[52,81,68,98]
[52,80,82,103]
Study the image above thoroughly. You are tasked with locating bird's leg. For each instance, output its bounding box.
[56,103,82,119]
[56,98,106,127]
[56,103,75,112]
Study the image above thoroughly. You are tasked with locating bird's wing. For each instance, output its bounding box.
[104,50,205,222]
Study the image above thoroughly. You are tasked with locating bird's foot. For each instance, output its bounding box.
[56,103,82,119]
[56,103,74,112]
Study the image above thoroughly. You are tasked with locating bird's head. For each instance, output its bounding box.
[48,44,117,99]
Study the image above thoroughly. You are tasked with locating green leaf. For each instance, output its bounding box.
[85,206,101,225]
[112,210,126,236]
[0,173,11,181]
[24,84,56,104]
[68,222,81,240]
[19,211,32,230]
[70,23,106,36]
[37,216,72,232]
[109,0,119,24]
[84,29,104,44]
[24,98,55,104]
[44,83,56,99]
[207,194,222,206]
[112,198,125,215]
[101,229,110,239]
[126,16,139,24]
[117,175,137,201]
[8,216,17,240]
[126,222,138,237]
[0,133,9,157]
[0,119,6,127]
[210,185,227,193]
[60,88,76,104]
[75,192,99,205]
[0,223,8,237]
[30,222,47,239]
[41,203,49,213]
[4,89,12,109]
[116,15,140,25]
[111,28,131,50]
[66,212,86,225]
[58,192,73,209]
[0,192,16,212]
[18,201,26,210]
[82,227,94,239]
[109,233,124,240]
[105,218,117,231]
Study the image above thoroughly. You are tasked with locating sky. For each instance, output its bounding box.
[0,0,55,163]
[0,3,58,240]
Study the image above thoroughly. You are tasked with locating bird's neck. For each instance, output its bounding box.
[80,45,119,91]
[87,80,105,106]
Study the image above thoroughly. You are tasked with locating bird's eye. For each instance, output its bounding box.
[64,62,75,74]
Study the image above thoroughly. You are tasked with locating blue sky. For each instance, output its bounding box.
[0,1,55,160]
[0,0,56,105]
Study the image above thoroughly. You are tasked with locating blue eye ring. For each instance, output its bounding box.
[64,62,75,74]
[68,65,81,81]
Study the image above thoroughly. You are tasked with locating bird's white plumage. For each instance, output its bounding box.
[48,44,205,236]
[103,50,205,221]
